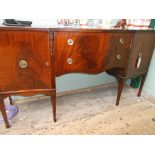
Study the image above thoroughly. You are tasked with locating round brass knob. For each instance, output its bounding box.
[116,54,121,60]
[19,60,28,69]
[67,39,74,46]
[119,38,124,44]
[136,53,143,68]
[67,58,73,64]
[45,61,50,66]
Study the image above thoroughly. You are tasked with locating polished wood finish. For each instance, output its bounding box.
[49,32,57,122]
[0,28,56,128]
[55,31,133,76]
[138,73,147,97]
[116,77,124,106]
[51,90,56,122]
[0,26,154,128]
[0,97,10,128]
[125,32,155,78]
[0,30,53,92]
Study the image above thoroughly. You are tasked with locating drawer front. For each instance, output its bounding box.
[0,31,52,91]
[125,32,155,77]
[55,32,133,76]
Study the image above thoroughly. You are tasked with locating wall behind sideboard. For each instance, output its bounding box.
[56,73,115,92]
[143,49,155,97]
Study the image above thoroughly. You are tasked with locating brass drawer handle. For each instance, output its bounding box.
[136,53,143,68]
[67,39,74,46]
[45,61,50,66]
[116,54,121,60]
[19,60,28,69]
[119,38,124,44]
[67,58,73,64]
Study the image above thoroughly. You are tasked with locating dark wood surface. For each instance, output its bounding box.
[125,32,155,78]
[55,31,133,76]
[0,30,53,92]
[0,27,155,128]
[0,96,10,128]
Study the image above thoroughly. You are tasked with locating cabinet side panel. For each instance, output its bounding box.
[125,32,155,78]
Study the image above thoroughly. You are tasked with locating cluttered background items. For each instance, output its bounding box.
[3,19,32,26]
[0,19,154,29]
[57,19,153,29]
[57,19,119,27]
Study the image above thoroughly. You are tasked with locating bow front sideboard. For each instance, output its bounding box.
[0,26,155,128]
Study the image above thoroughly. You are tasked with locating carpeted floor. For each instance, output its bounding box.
[0,84,155,135]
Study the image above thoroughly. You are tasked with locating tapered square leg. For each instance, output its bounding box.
[0,98,10,128]
[116,77,124,106]
[51,91,56,122]
[138,73,147,97]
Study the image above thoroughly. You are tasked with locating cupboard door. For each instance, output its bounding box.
[0,30,52,91]
[125,32,155,78]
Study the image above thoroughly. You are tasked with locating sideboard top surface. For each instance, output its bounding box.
[0,25,155,33]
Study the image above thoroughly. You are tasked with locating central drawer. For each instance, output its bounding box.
[55,31,133,76]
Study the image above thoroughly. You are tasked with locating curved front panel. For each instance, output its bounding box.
[55,31,133,76]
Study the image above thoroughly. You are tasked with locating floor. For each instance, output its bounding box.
[0,84,155,135]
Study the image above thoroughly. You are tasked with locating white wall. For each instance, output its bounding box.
[143,49,155,97]
[56,73,115,92]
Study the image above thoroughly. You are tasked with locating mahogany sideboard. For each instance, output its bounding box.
[0,26,155,128]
